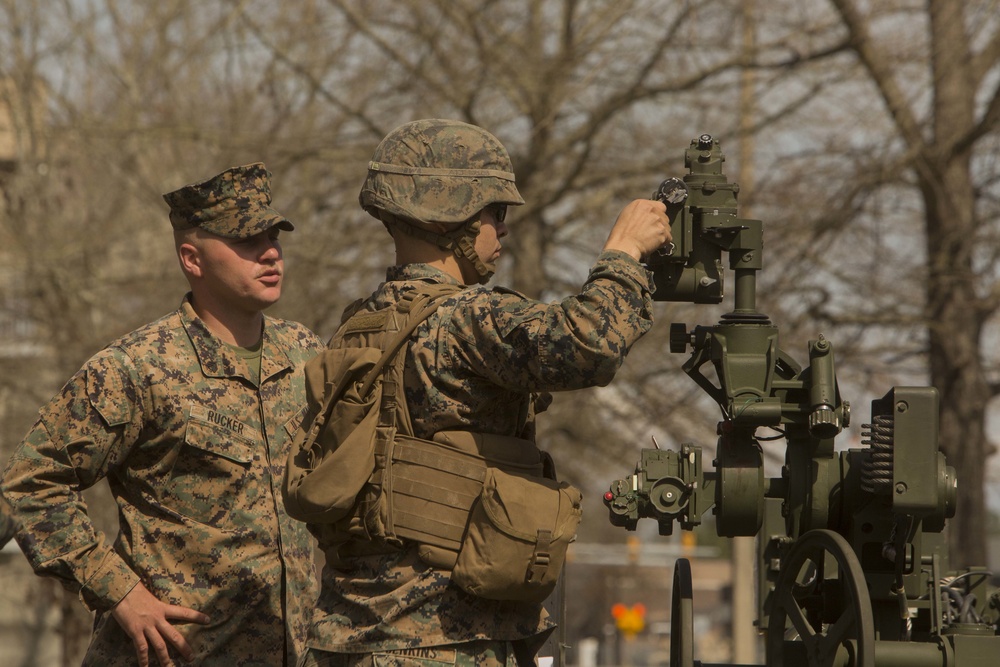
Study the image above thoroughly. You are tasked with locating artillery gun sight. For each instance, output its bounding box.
[604,135,998,666]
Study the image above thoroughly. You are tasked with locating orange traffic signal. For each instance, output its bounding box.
[611,602,646,637]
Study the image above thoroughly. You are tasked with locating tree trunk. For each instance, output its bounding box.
[922,0,988,569]
[924,169,989,568]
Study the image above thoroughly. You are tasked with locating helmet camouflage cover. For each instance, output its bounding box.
[359,118,524,225]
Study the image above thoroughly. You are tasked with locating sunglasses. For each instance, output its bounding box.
[487,204,507,224]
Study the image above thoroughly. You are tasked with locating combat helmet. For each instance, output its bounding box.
[359,118,524,283]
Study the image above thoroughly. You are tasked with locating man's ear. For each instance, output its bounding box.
[178,242,203,278]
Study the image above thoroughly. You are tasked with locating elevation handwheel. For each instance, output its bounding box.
[766,529,874,667]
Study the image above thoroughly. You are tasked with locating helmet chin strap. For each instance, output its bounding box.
[380,212,494,284]
[452,219,495,284]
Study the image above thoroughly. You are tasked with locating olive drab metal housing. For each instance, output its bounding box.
[604,135,998,666]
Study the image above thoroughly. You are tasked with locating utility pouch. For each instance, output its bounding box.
[452,467,582,603]
[383,431,546,569]
[282,346,383,524]
[383,430,582,601]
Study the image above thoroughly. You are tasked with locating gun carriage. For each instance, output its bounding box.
[604,135,999,666]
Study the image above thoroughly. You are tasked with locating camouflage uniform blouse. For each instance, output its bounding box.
[1,296,323,666]
[0,495,17,550]
[308,250,653,653]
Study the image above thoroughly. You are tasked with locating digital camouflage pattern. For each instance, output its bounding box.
[299,639,516,667]
[304,250,654,655]
[359,119,525,226]
[163,162,295,239]
[1,297,323,666]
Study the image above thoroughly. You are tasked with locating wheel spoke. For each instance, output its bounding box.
[825,606,855,647]
[781,588,815,641]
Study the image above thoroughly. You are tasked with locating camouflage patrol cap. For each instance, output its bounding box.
[359,118,525,225]
[163,163,294,239]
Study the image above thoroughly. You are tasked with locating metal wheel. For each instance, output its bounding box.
[670,557,695,667]
[766,529,874,667]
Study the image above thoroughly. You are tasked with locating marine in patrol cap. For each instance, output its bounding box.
[163,163,294,238]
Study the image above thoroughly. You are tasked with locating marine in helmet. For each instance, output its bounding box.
[298,119,672,667]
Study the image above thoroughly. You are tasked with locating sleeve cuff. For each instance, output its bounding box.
[594,250,654,293]
[79,550,141,611]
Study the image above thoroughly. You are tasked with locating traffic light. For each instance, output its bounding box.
[611,602,646,638]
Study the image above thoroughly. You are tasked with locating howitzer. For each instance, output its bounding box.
[604,135,1000,666]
